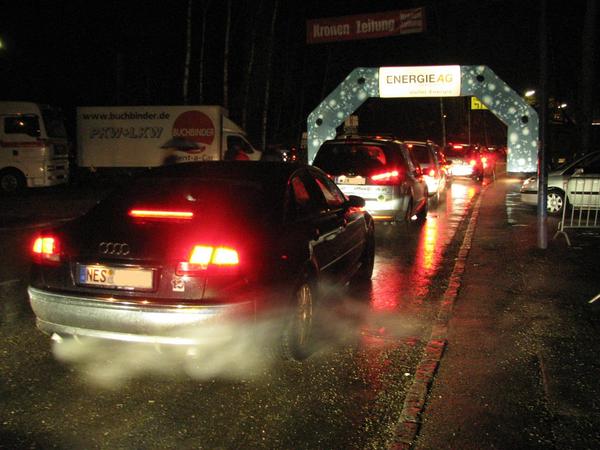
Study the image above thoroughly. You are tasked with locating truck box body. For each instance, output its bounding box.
[0,101,70,192]
[77,105,259,168]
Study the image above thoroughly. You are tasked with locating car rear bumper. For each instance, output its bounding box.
[28,286,254,345]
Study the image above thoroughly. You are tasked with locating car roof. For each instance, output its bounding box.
[140,161,305,184]
[323,136,404,146]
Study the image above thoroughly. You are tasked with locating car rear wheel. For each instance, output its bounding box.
[547,190,565,215]
[281,277,317,360]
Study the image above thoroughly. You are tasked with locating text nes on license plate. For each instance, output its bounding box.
[78,265,153,290]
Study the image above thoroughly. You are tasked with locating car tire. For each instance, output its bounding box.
[415,197,428,223]
[351,226,375,284]
[0,169,26,194]
[547,190,565,216]
[280,275,318,361]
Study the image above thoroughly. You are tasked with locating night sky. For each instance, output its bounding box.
[0,0,596,148]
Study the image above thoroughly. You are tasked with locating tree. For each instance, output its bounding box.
[198,0,212,104]
[261,0,279,150]
[223,0,232,109]
[182,0,193,104]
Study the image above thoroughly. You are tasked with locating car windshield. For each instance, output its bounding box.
[313,142,396,176]
[555,152,600,172]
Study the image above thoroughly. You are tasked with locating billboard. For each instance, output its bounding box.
[378,66,461,98]
[306,8,425,44]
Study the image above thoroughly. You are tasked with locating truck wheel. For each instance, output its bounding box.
[0,169,26,194]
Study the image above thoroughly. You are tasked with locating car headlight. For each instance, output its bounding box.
[521,177,537,191]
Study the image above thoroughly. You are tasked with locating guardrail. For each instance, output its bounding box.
[553,176,600,246]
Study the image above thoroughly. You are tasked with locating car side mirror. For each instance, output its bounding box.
[345,195,366,209]
[574,167,584,175]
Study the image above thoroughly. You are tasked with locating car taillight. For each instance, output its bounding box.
[370,169,401,185]
[481,156,488,168]
[32,235,61,263]
[428,168,436,177]
[469,159,477,166]
[177,245,240,275]
[129,209,194,220]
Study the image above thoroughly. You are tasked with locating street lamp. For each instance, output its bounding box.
[524,89,536,98]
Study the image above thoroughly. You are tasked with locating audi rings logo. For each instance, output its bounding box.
[99,242,130,256]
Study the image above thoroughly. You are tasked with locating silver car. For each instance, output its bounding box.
[312,137,429,223]
[520,151,600,215]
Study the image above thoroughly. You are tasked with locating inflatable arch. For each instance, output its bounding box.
[307,65,538,173]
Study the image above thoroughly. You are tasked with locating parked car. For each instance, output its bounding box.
[444,143,485,181]
[520,151,600,215]
[405,140,449,202]
[28,161,375,360]
[312,136,429,223]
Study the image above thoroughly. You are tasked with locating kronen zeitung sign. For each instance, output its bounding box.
[379,66,461,98]
[306,8,425,44]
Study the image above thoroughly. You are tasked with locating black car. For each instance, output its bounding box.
[28,161,374,360]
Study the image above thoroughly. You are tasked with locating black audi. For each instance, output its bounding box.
[28,161,374,360]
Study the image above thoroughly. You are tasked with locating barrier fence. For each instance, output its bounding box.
[554,176,600,246]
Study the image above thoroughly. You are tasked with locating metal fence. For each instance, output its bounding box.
[554,176,600,246]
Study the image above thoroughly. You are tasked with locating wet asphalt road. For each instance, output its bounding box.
[0,175,499,449]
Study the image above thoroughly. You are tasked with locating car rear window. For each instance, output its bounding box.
[410,145,432,164]
[99,177,281,223]
[313,142,399,176]
[446,146,478,158]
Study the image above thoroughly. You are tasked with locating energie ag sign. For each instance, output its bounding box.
[379,66,461,98]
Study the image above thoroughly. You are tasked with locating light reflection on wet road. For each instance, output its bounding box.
[357,178,484,343]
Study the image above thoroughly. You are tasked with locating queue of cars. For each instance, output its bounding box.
[444,142,496,181]
[26,135,472,361]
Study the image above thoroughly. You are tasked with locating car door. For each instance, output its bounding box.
[309,168,367,277]
[402,145,428,210]
[283,170,343,280]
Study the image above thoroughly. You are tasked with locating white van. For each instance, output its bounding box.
[0,101,70,193]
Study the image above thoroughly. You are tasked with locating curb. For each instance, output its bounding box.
[390,183,488,449]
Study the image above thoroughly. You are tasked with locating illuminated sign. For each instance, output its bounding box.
[306,8,425,44]
[378,66,461,98]
[471,97,488,110]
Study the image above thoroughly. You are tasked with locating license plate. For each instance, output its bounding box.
[77,264,154,290]
[336,175,366,185]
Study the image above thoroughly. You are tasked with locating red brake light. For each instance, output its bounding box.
[371,169,401,184]
[469,159,477,166]
[428,168,436,177]
[453,144,464,150]
[32,236,61,263]
[129,209,194,220]
[177,245,240,275]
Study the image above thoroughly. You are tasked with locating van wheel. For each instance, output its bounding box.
[0,169,26,194]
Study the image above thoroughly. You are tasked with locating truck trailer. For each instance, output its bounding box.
[77,105,260,170]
